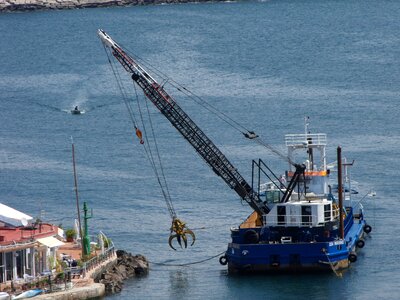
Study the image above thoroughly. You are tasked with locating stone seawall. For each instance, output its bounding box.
[0,0,212,12]
[94,250,149,295]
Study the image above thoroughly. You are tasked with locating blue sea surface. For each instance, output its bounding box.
[1,0,400,299]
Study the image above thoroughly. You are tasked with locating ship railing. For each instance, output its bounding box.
[263,214,323,227]
[285,133,327,147]
[332,204,340,219]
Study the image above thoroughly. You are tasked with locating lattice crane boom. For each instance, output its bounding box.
[98,29,270,216]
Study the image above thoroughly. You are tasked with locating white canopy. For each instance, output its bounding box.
[0,203,33,226]
[37,236,65,248]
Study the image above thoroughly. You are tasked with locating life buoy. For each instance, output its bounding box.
[348,252,357,263]
[356,239,365,248]
[219,255,228,266]
[243,230,259,244]
[363,224,372,234]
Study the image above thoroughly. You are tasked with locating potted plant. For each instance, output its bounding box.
[65,228,77,242]
[101,235,112,249]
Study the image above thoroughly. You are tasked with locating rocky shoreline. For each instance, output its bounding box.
[94,250,149,295]
[0,0,214,12]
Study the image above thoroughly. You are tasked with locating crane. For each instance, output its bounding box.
[98,29,303,247]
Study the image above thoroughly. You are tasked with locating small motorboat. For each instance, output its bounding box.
[0,292,10,300]
[11,289,42,299]
[71,106,81,114]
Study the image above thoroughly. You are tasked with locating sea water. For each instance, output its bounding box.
[0,0,399,299]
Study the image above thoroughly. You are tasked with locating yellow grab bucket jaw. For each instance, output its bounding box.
[168,218,196,250]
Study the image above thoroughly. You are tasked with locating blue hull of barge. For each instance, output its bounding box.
[227,242,347,272]
[225,212,367,273]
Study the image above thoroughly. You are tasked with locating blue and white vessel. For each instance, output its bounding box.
[223,122,371,273]
[98,30,371,274]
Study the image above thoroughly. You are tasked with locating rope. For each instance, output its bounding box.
[132,83,176,219]
[139,85,176,218]
[159,222,239,232]
[120,48,297,166]
[322,249,342,278]
[253,137,295,166]
[103,45,139,128]
[104,45,177,219]
[149,251,226,267]
[120,48,249,134]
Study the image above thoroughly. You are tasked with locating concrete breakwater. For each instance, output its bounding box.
[94,250,149,295]
[0,0,212,12]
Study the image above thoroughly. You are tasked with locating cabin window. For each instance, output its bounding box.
[302,205,312,225]
[324,204,331,221]
[277,206,286,225]
[266,190,281,203]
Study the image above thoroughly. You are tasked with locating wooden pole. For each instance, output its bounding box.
[72,139,84,258]
[337,146,344,239]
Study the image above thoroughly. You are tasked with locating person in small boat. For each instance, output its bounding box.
[74,106,79,111]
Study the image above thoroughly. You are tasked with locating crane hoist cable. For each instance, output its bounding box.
[104,44,174,215]
[131,82,175,219]
[121,48,296,168]
[133,84,196,250]
[103,45,195,250]
[120,48,250,135]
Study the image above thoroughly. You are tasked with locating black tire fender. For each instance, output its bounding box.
[243,229,259,244]
[356,239,365,248]
[219,255,228,266]
[363,224,372,234]
[348,252,357,263]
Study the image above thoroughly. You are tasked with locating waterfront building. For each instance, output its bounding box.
[0,203,64,284]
